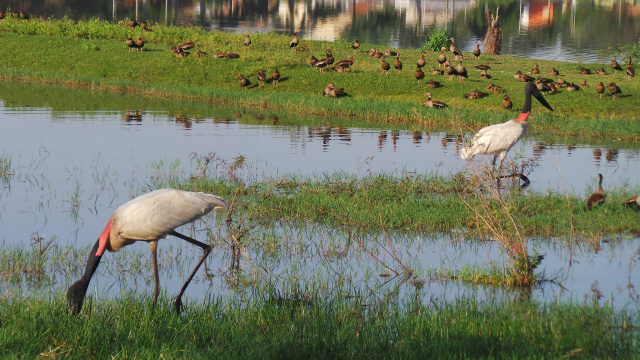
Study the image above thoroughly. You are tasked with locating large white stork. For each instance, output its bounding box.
[67,189,229,315]
[461,82,553,168]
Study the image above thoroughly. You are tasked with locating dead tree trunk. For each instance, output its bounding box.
[483,6,502,55]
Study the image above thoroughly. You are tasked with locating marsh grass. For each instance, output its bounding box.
[0,292,638,359]
[1,17,639,141]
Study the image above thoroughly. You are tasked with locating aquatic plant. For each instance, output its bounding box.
[422,27,450,52]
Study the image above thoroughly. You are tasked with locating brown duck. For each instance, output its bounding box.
[532,64,540,74]
[464,89,488,99]
[580,68,591,75]
[473,40,482,60]
[586,174,605,210]
[427,80,441,89]
[626,57,635,81]
[475,63,491,71]
[380,56,391,76]
[125,38,136,52]
[610,58,622,73]
[417,51,426,69]
[596,81,605,99]
[351,40,361,53]
[431,66,444,76]
[444,61,457,80]
[415,68,425,84]
[608,82,621,100]
[236,74,251,90]
[480,70,491,80]
[272,68,280,86]
[448,38,463,59]
[438,47,447,68]
[624,195,640,210]
[135,38,144,52]
[243,32,251,46]
[178,40,195,51]
[257,70,266,86]
[334,55,355,68]
[502,94,513,110]
[289,29,299,49]
[423,93,447,108]
[394,54,403,74]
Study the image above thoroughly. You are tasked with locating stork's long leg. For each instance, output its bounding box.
[149,241,160,309]
[169,230,212,314]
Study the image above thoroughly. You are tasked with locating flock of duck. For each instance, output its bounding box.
[121,28,638,210]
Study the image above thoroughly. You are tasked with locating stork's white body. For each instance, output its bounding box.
[461,119,528,164]
[107,189,228,252]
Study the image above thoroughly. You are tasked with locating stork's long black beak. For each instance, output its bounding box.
[525,82,553,112]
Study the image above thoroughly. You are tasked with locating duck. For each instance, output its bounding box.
[566,83,580,92]
[334,55,355,68]
[384,49,398,57]
[417,51,426,69]
[135,38,144,52]
[195,50,207,57]
[243,31,251,46]
[272,68,280,86]
[480,70,491,80]
[236,74,251,90]
[175,48,190,57]
[427,80,441,89]
[487,84,502,93]
[438,47,447,68]
[502,94,513,110]
[257,70,266,86]
[289,29,300,49]
[226,51,240,59]
[608,82,621,100]
[431,66,444,76]
[125,38,136,52]
[580,79,589,88]
[586,174,606,210]
[178,40,195,51]
[324,49,334,66]
[213,51,227,58]
[515,71,534,82]
[464,89,488,99]
[580,68,591,75]
[380,56,391,76]
[475,63,491,71]
[551,68,560,75]
[626,57,635,81]
[473,40,482,60]
[128,19,139,29]
[351,40,361,53]
[325,84,348,98]
[423,93,447,108]
[313,57,329,73]
[444,61,458,80]
[309,55,319,68]
[415,68,425,84]
[532,64,540,74]
[394,54,403,74]
[595,68,607,75]
[623,195,640,210]
[610,58,622,73]
[448,38,463,58]
[456,60,469,81]
[535,80,551,92]
[596,82,605,99]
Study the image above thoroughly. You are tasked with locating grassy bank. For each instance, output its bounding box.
[1,294,638,359]
[1,16,639,141]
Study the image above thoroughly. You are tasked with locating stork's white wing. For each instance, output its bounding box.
[112,189,228,241]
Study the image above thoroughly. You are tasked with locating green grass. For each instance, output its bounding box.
[0,16,639,141]
[1,293,638,359]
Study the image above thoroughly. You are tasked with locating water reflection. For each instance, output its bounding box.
[2,0,640,61]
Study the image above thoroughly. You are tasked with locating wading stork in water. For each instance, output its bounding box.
[67,189,229,315]
[461,82,553,169]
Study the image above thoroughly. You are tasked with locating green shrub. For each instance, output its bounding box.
[422,27,450,52]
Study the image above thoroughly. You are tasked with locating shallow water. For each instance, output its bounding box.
[1,83,638,309]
